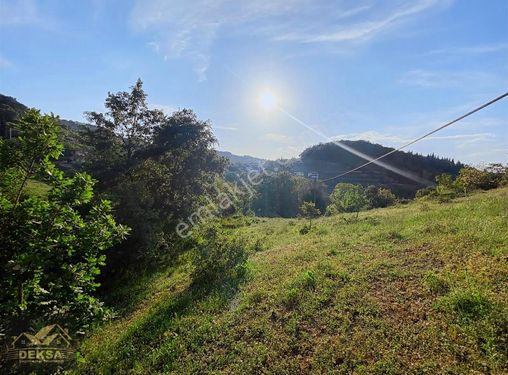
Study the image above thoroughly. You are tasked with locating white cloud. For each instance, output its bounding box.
[130,0,450,79]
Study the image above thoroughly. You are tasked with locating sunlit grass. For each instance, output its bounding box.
[72,187,508,374]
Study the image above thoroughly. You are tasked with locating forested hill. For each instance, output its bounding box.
[289,141,464,197]
[0,94,90,138]
[1,93,463,197]
[223,141,464,198]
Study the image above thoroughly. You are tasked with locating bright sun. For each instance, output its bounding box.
[258,89,279,111]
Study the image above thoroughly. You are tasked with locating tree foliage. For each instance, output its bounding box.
[327,183,367,217]
[251,172,328,217]
[299,201,321,229]
[0,109,128,332]
[365,185,397,208]
[81,80,226,273]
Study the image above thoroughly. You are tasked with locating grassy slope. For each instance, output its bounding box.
[74,188,508,374]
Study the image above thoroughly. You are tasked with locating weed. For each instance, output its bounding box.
[437,289,491,321]
[424,272,450,295]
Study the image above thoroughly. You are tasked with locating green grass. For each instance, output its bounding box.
[71,188,508,374]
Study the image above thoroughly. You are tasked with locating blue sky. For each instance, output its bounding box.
[1,0,507,164]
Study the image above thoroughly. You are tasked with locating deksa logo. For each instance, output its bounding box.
[4,324,73,363]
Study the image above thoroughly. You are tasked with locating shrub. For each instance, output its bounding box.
[365,185,397,208]
[299,201,321,229]
[327,183,367,218]
[191,223,248,287]
[415,187,436,199]
[299,225,310,235]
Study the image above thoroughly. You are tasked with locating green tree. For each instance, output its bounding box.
[81,81,226,272]
[456,167,485,195]
[0,109,128,332]
[327,183,367,218]
[300,201,321,229]
[365,185,397,208]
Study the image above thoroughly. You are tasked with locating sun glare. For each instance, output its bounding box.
[258,89,279,111]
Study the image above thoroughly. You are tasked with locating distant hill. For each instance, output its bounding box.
[0,94,93,139]
[0,94,27,138]
[1,94,464,197]
[219,151,266,167]
[222,141,464,197]
[294,141,463,197]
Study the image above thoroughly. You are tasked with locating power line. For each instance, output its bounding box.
[321,91,508,183]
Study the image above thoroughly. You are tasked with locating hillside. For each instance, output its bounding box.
[1,94,463,198]
[222,141,464,198]
[73,188,508,374]
[294,141,463,197]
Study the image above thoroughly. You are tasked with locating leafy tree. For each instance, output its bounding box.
[81,81,226,273]
[0,109,62,204]
[456,167,485,195]
[300,201,321,229]
[0,109,128,332]
[81,79,166,185]
[327,183,367,218]
[251,172,328,218]
[435,173,457,198]
[365,185,397,208]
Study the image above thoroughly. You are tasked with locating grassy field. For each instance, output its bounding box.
[72,188,508,374]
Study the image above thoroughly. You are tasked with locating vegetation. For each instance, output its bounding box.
[299,141,463,197]
[327,183,368,218]
[80,80,226,275]
[299,201,321,230]
[72,187,508,374]
[1,86,507,374]
[0,110,128,334]
[250,172,328,217]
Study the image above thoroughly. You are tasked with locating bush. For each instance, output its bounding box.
[327,183,367,218]
[299,225,310,235]
[365,185,397,208]
[191,223,248,287]
[415,187,436,199]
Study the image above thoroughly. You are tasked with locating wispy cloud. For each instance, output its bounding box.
[398,69,499,89]
[276,0,448,43]
[422,43,508,56]
[130,0,450,79]
[333,130,496,146]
